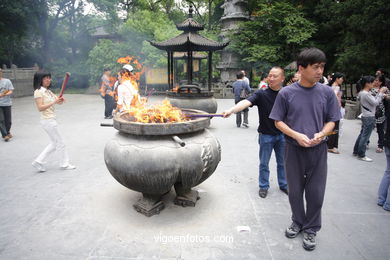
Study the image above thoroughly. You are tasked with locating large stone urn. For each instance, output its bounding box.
[104,109,221,216]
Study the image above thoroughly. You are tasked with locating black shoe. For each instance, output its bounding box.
[280,187,288,195]
[285,222,301,238]
[242,123,249,128]
[258,188,268,198]
[302,232,316,251]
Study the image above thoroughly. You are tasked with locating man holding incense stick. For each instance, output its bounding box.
[269,48,340,251]
[223,67,288,199]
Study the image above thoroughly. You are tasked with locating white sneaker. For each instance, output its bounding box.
[61,164,76,170]
[358,156,373,162]
[32,161,46,172]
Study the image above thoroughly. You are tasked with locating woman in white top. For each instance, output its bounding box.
[31,71,76,172]
[327,72,344,154]
[116,68,140,112]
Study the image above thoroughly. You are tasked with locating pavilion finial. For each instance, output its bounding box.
[189,5,194,18]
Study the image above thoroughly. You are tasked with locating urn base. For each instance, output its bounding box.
[133,194,165,217]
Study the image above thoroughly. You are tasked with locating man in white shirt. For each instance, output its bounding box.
[0,68,14,142]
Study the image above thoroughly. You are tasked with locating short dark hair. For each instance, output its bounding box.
[103,68,111,72]
[296,47,327,68]
[33,70,52,90]
[236,71,245,79]
[270,66,285,76]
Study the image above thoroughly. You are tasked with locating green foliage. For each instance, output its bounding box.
[87,39,126,85]
[230,0,316,69]
[87,9,179,84]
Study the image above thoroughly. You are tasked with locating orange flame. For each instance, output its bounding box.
[117,55,184,123]
[124,99,188,123]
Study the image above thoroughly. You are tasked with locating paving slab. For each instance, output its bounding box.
[0,94,389,260]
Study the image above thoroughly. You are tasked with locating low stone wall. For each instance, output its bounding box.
[2,67,39,97]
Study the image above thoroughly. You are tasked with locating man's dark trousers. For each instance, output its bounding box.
[104,95,115,117]
[0,106,11,136]
[284,142,327,234]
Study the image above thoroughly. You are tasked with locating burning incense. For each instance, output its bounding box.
[185,113,224,118]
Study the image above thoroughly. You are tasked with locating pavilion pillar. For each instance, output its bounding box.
[208,52,212,91]
[167,51,171,89]
[170,52,174,89]
[187,51,191,84]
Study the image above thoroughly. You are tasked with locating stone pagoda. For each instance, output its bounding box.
[217,0,249,83]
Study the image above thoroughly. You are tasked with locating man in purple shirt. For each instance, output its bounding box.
[269,48,340,251]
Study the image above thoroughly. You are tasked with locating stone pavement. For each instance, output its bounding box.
[0,94,389,260]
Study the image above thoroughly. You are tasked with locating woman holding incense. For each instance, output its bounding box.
[31,70,76,172]
[353,76,388,162]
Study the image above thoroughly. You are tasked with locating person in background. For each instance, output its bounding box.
[258,73,268,90]
[232,71,251,128]
[327,72,344,154]
[0,68,14,142]
[116,65,141,112]
[286,72,301,86]
[375,68,390,88]
[372,75,387,153]
[100,68,115,119]
[270,47,340,251]
[378,93,390,212]
[339,100,346,137]
[318,75,329,85]
[224,67,288,199]
[32,70,76,172]
[353,76,387,162]
[241,70,250,87]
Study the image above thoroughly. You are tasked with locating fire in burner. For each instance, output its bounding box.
[122,99,190,123]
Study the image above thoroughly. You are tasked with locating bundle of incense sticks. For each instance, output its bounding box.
[185,114,224,118]
[321,130,338,137]
[59,72,71,97]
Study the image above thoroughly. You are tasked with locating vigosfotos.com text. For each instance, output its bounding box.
[154,232,234,244]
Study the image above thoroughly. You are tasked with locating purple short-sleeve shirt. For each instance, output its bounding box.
[269,82,341,146]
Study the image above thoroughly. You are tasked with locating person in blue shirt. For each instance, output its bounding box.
[231,71,251,128]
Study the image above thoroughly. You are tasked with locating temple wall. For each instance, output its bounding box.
[1,66,39,97]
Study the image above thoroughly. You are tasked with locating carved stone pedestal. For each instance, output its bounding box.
[133,194,165,217]
[174,183,200,207]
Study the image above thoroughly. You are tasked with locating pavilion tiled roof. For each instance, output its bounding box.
[176,18,204,31]
[149,32,228,52]
[149,6,228,52]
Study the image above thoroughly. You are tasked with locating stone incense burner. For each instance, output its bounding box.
[104,109,221,217]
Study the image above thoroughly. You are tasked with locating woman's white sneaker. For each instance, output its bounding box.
[358,156,373,162]
[61,164,76,170]
[32,161,46,172]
